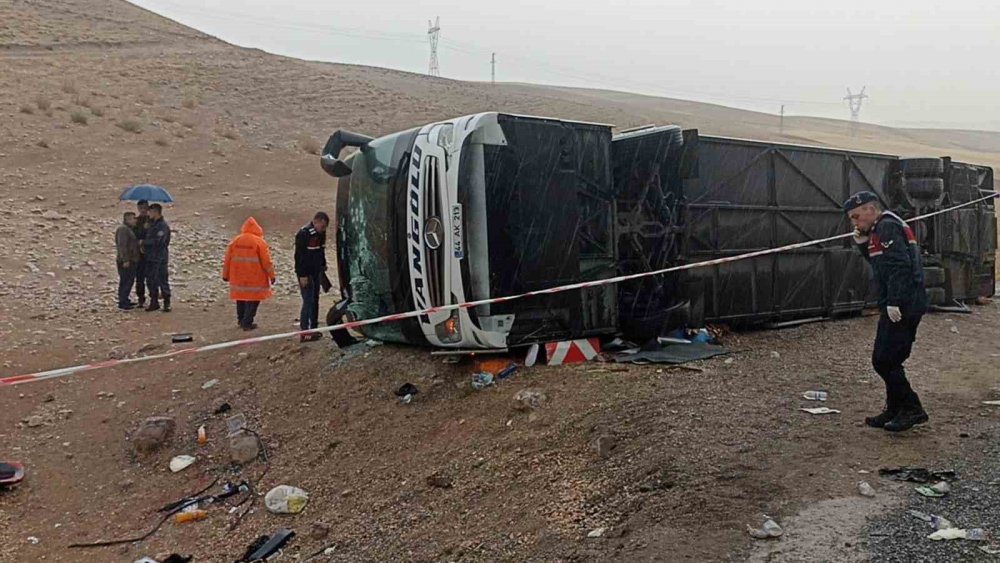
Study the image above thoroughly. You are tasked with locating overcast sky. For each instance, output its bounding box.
[130,0,1000,131]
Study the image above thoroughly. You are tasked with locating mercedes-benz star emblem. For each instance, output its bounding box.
[424,217,443,250]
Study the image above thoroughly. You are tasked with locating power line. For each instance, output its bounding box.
[137,0,849,111]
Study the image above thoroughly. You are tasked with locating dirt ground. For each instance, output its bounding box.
[1,1,999,562]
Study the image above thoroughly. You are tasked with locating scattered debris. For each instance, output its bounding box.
[229,432,261,465]
[525,343,540,367]
[496,363,517,381]
[748,518,783,539]
[513,388,548,411]
[395,383,418,398]
[174,509,207,524]
[931,514,955,530]
[25,415,45,428]
[982,401,1000,406]
[133,417,177,454]
[214,402,232,415]
[587,527,606,538]
[980,545,1000,555]
[915,481,951,498]
[802,390,828,401]
[1,461,26,487]
[614,339,728,364]
[264,485,309,514]
[225,413,248,437]
[27,536,40,545]
[800,407,841,415]
[169,455,197,473]
[949,326,960,334]
[201,378,220,390]
[238,529,296,562]
[770,351,781,359]
[858,481,876,497]
[929,528,967,541]
[197,426,207,445]
[471,372,495,390]
[909,510,932,523]
[879,466,957,484]
[171,333,193,343]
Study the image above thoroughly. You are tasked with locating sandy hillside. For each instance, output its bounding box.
[1,1,999,562]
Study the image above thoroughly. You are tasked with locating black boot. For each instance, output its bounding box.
[884,392,929,432]
[162,297,171,313]
[865,396,900,428]
[138,296,146,307]
[145,300,160,312]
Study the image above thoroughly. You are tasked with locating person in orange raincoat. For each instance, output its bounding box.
[222,217,276,331]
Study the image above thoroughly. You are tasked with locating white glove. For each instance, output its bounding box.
[887,306,902,323]
[852,228,869,245]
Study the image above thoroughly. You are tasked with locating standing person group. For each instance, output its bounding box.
[114,206,330,340]
[114,200,171,312]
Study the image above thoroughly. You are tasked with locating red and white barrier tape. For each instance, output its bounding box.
[2,193,996,387]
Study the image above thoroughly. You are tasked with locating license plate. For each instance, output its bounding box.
[451,203,464,259]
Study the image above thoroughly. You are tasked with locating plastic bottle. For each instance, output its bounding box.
[197,425,207,445]
[174,509,207,524]
[802,390,828,401]
[966,528,986,541]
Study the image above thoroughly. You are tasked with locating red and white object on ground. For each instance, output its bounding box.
[545,338,601,365]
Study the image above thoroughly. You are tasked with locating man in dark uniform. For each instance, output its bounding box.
[133,200,151,307]
[141,203,172,313]
[845,191,929,432]
[294,211,329,342]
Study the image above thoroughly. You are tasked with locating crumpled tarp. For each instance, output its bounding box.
[613,340,729,365]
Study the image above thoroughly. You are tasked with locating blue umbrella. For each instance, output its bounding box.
[119,184,175,203]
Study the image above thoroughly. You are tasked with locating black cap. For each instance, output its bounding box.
[843,191,878,212]
[137,199,150,207]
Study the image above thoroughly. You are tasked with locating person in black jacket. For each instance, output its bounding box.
[132,200,151,306]
[141,203,172,312]
[295,212,329,342]
[845,191,929,432]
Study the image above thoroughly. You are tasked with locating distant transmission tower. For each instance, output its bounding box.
[427,17,441,77]
[491,52,496,85]
[844,86,868,136]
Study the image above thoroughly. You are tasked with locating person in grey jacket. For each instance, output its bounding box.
[141,203,172,312]
[115,212,140,310]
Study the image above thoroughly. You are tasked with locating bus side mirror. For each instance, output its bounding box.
[320,130,373,178]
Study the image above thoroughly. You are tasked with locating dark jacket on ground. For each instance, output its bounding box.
[115,224,140,264]
[294,223,327,277]
[141,217,171,263]
[856,210,928,314]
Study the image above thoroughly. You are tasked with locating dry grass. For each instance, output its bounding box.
[90,106,105,117]
[299,135,322,155]
[182,97,198,109]
[117,119,143,134]
[35,95,51,111]
[61,80,78,95]
[70,111,89,125]
[73,95,92,108]
[19,104,34,115]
